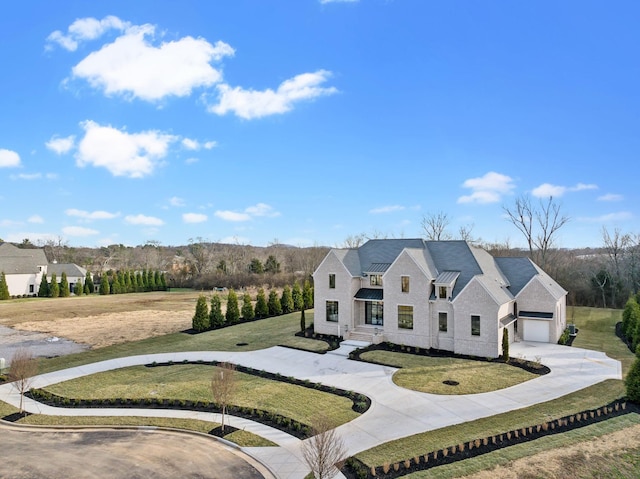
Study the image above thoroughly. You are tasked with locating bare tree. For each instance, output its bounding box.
[210,362,236,433]
[8,348,38,413]
[503,196,569,268]
[302,415,347,479]
[602,226,630,308]
[421,212,451,241]
[342,234,366,249]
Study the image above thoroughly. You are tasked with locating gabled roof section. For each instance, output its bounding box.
[358,239,425,271]
[425,241,482,297]
[494,257,538,296]
[48,263,87,278]
[317,249,360,277]
[0,243,48,274]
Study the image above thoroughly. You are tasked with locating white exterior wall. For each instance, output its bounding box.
[381,252,433,348]
[312,252,355,337]
[452,279,501,358]
[517,278,566,342]
[5,271,44,296]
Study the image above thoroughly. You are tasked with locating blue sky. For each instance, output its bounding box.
[0,1,637,249]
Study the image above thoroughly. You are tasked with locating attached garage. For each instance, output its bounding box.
[520,311,553,343]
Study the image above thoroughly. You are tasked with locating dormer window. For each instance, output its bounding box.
[370,274,382,287]
[439,286,447,299]
[434,271,460,301]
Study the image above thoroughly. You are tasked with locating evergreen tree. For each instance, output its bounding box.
[85,271,94,294]
[225,289,240,324]
[292,281,304,311]
[75,278,83,296]
[154,271,161,291]
[209,295,225,329]
[49,273,59,298]
[303,280,314,309]
[300,308,306,333]
[124,270,132,293]
[142,270,149,291]
[626,352,640,403]
[622,297,640,342]
[59,272,70,297]
[281,285,294,314]
[148,270,157,291]
[268,290,282,316]
[38,272,50,298]
[160,272,167,291]
[133,272,141,292]
[502,328,509,361]
[264,255,280,274]
[192,295,210,332]
[99,275,110,295]
[255,288,269,319]
[249,258,264,274]
[241,293,255,321]
[0,272,9,300]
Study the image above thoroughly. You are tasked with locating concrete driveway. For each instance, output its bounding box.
[0,341,622,479]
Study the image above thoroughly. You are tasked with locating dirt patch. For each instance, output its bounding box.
[459,423,640,479]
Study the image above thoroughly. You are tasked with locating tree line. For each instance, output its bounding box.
[192,281,314,332]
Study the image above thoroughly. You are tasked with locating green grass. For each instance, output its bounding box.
[402,413,640,478]
[37,310,324,374]
[359,351,536,395]
[42,363,359,427]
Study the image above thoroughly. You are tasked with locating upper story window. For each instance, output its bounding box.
[370,274,382,287]
[401,276,410,293]
[439,286,448,299]
[329,274,335,289]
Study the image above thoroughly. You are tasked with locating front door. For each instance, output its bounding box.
[365,301,384,326]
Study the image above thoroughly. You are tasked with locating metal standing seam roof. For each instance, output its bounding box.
[364,263,392,273]
[434,270,460,285]
[354,288,384,301]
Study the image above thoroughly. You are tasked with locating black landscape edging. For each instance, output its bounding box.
[348,342,550,376]
[615,321,636,354]
[26,359,371,439]
[342,400,640,479]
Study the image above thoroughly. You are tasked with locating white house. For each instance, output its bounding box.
[312,239,567,358]
[0,242,48,296]
[47,262,88,294]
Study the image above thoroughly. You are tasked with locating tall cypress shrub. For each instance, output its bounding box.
[0,272,9,300]
[226,289,240,324]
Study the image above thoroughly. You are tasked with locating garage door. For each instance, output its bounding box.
[523,319,549,342]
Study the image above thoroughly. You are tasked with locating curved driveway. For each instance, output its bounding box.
[0,342,621,479]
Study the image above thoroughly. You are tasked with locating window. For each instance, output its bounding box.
[326,301,339,322]
[471,315,481,336]
[370,274,382,287]
[438,286,448,299]
[29,284,34,293]
[398,305,413,329]
[329,274,335,289]
[365,301,384,325]
[439,312,447,332]
[401,276,410,293]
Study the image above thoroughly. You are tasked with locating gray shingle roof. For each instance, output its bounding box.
[494,257,539,296]
[47,263,87,278]
[0,243,48,274]
[425,241,482,297]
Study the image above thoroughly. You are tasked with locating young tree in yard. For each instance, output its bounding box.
[626,351,640,403]
[292,281,304,311]
[59,272,70,297]
[225,289,240,324]
[99,275,110,295]
[281,285,294,314]
[502,328,509,361]
[268,290,282,316]
[148,270,156,291]
[9,347,38,413]
[255,288,269,319]
[300,308,306,333]
[0,272,10,300]
[160,272,167,291]
[301,414,347,479]
[622,297,640,344]
[303,280,314,309]
[85,271,94,294]
[192,295,210,332]
[211,362,236,433]
[49,273,59,298]
[241,293,255,321]
[209,295,225,329]
[74,278,83,296]
[264,255,280,274]
[38,273,50,297]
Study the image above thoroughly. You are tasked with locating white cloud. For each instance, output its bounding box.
[0,220,22,227]
[0,149,21,167]
[62,226,99,236]
[210,70,338,119]
[124,214,164,226]
[369,205,405,214]
[169,196,185,207]
[578,212,633,223]
[71,24,234,102]
[215,203,280,222]
[220,235,251,245]
[10,173,42,181]
[46,135,75,154]
[185,157,199,165]
[5,232,58,244]
[598,193,623,202]
[76,120,175,178]
[27,215,44,224]
[532,182,598,198]
[46,15,130,51]
[458,172,515,204]
[203,141,217,149]
[65,208,119,220]
[181,138,217,151]
[183,212,208,223]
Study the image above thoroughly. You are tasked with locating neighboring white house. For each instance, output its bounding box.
[0,243,88,296]
[0,242,48,296]
[313,239,567,358]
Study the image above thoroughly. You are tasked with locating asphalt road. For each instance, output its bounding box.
[1,425,267,479]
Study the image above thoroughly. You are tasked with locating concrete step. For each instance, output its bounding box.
[327,339,371,357]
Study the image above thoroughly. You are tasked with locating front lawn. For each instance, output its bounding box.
[359,350,536,394]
